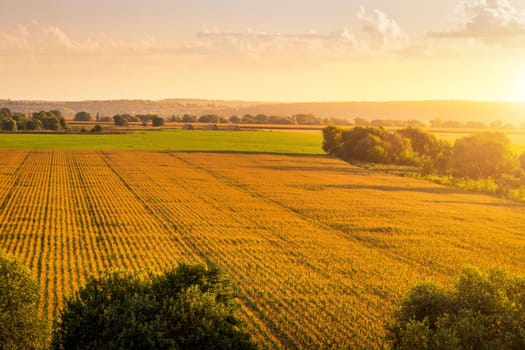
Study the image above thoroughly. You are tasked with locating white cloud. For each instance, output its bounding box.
[0,24,166,55]
[0,25,30,50]
[430,0,525,38]
[194,7,408,60]
[194,27,359,62]
[357,6,408,49]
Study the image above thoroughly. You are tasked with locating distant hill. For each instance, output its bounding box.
[1,99,524,126]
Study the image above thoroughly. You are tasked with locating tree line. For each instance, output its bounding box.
[74,111,165,127]
[0,108,67,131]
[323,126,525,198]
[169,113,353,126]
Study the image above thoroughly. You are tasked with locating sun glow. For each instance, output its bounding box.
[508,69,525,102]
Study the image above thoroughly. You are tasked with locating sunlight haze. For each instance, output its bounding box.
[1,0,525,102]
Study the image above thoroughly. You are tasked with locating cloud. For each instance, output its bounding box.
[357,6,408,49]
[429,0,525,38]
[0,25,30,50]
[194,7,408,61]
[0,24,167,55]
[193,27,360,62]
[0,5,409,64]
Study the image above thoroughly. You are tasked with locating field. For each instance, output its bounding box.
[0,130,323,154]
[1,150,525,348]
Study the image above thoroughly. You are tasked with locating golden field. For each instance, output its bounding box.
[1,150,525,348]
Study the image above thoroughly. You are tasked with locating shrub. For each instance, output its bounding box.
[388,267,525,349]
[90,124,103,133]
[0,249,46,349]
[52,263,255,350]
[452,132,518,179]
[74,111,92,122]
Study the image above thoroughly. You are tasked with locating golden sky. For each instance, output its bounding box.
[1,0,525,102]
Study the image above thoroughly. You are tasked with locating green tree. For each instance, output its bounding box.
[198,114,220,123]
[1,118,17,131]
[388,267,525,350]
[52,263,255,350]
[398,127,452,173]
[74,111,92,122]
[151,116,165,127]
[90,125,103,133]
[0,249,46,350]
[113,115,129,126]
[25,119,43,131]
[322,125,344,156]
[0,108,12,120]
[182,114,196,123]
[452,132,518,179]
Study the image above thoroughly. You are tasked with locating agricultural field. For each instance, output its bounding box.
[0,129,324,154]
[1,150,525,348]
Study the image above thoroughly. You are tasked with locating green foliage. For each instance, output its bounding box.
[0,249,46,350]
[1,118,17,131]
[182,114,197,123]
[294,113,321,125]
[397,127,452,173]
[151,116,165,127]
[74,111,92,122]
[25,119,43,131]
[32,110,66,130]
[323,126,416,165]
[90,124,103,133]
[322,125,343,156]
[0,108,12,119]
[388,267,525,349]
[113,114,129,126]
[452,132,518,180]
[52,263,256,350]
[199,114,221,123]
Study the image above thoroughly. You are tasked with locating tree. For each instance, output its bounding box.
[398,127,452,173]
[520,152,525,171]
[388,267,525,349]
[151,116,165,127]
[52,263,255,350]
[229,115,240,123]
[74,111,92,122]
[0,108,12,119]
[113,115,129,126]
[1,118,17,131]
[198,114,220,123]
[182,114,196,123]
[25,119,43,131]
[322,126,344,156]
[32,110,65,130]
[452,132,518,179]
[91,124,103,133]
[294,113,321,125]
[0,249,46,349]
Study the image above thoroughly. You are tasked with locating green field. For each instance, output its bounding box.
[0,130,324,154]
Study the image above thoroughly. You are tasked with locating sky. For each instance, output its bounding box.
[1,0,525,102]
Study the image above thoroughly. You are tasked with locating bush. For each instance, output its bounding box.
[74,111,92,121]
[151,116,165,127]
[90,124,103,133]
[1,118,17,131]
[388,267,525,349]
[452,132,518,179]
[52,263,255,350]
[0,249,46,349]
